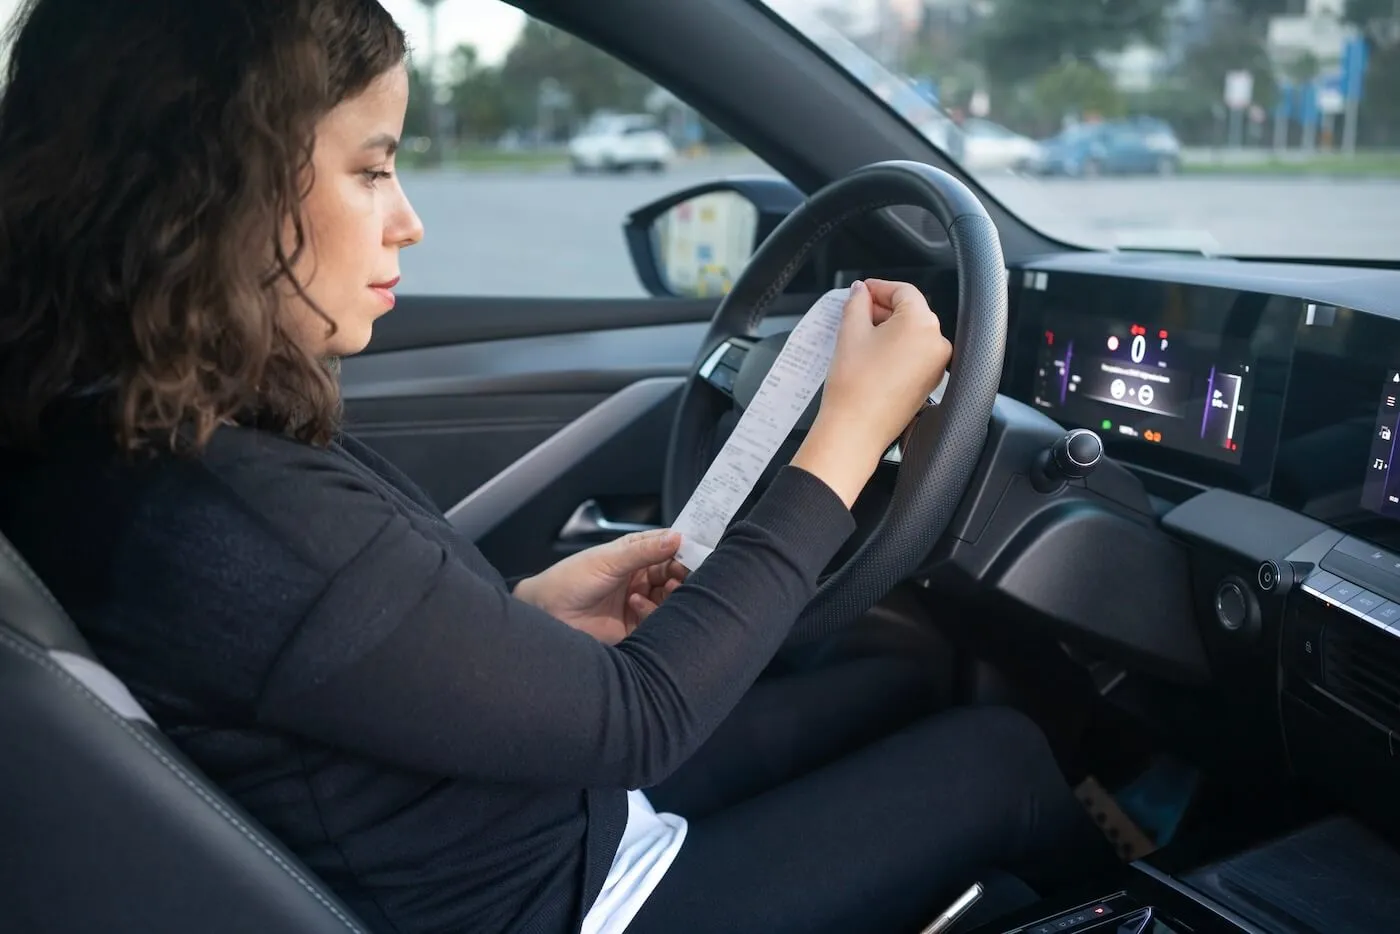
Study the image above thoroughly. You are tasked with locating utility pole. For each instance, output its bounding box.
[419,0,445,165]
[1340,34,1368,158]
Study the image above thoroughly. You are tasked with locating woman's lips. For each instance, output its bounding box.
[370,276,400,308]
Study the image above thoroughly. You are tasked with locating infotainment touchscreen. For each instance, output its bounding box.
[1032,312,1255,464]
[1361,370,1400,518]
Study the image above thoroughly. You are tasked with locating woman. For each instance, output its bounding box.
[0,1,1109,932]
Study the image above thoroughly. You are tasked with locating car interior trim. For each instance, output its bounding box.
[445,377,684,541]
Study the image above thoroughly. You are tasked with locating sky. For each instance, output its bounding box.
[0,1,868,69]
[380,0,525,67]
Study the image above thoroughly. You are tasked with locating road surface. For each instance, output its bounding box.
[397,155,1400,298]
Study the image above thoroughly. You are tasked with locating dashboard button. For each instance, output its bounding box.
[1365,602,1400,631]
[1258,560,1280,591]
[1303,569,1342,594]
[1366,549,1400,575]
[1325,580,1363,603]
[1346,590,1385,615]
[708,365,738,394]
[1337,537,1400,575]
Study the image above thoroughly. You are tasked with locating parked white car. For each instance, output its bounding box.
[568,115,676,173]
[960,118,1043,172]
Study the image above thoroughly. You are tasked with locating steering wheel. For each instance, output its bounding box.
[661,160,1008,644]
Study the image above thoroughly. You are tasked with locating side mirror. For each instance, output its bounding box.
[624,177,804,298]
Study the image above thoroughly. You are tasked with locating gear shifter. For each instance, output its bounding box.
[1032,427,1104,492]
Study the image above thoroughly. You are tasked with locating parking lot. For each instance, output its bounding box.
[398,154,1400,298]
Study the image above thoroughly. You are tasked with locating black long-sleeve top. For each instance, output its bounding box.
[0,402,855,933]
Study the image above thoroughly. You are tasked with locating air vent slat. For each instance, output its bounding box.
[1333,653,1400,698]
[1323,613,1400,731]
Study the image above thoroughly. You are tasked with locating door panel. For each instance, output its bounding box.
[345,391,612,514]
[341,294,811,577]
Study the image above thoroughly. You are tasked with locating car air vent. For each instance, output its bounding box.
[882,205,948,248]
[1324,613,1400,732]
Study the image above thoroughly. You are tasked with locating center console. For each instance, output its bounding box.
[967,812,1400,934]
[991,261,1400,934]
[963,861,1269,933]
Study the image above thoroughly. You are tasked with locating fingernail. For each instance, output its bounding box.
[851,279,866,293]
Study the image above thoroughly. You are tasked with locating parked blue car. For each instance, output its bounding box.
[1024,118,1182,177]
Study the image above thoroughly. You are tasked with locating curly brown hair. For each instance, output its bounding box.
[0,0,406,453]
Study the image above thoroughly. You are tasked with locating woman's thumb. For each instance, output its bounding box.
[842,279,873,326]
[605,529,680,572]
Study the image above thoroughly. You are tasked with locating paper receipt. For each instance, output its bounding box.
[672,288,850,570]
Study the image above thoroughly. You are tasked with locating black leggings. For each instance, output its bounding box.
[631,656,1110,934]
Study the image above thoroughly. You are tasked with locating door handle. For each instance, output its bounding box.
[558,500,660,543]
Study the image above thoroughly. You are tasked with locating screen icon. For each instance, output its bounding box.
[1388,396,1397,407]
[1384,427,1393,441]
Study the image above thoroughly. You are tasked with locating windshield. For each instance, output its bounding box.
[756,0,1399,261]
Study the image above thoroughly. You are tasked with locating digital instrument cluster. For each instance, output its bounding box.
[1031,313,1254,464]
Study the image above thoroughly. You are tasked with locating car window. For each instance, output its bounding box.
[378,0,781,298]
[755,0,1399,261]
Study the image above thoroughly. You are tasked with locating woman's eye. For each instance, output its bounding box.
[362,168,393,185]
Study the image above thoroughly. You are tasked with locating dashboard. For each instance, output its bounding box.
[990,252,1400,839]
[1006,256,1400,550]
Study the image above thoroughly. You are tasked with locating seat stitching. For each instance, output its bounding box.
[0,627,366,933]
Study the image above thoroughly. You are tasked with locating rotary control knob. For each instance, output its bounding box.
[1214,575,1261,639]
[1032,428,1104,492]
[1215,580,1248,631]
[1051,428,1104,480]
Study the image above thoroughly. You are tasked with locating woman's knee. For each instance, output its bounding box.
[939,706,1057,765]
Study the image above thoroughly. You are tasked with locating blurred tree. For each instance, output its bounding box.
[974,0,1173,87]
[1180,8,1278,107]
[1358,43,1400,143]
[1028,61,1126,124]
[403,65,435,140]
[446,44,511,143]
[1347,0,1400,144]
[496,19,655,139]
[1228,0,1297,20]
[1281,50,1321,84]
[1120,7,1277,146]
[1345,0,1399,30]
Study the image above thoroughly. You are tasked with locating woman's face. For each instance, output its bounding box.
[285,64,423,357]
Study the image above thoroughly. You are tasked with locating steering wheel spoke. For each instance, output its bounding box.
[696,338,752,399]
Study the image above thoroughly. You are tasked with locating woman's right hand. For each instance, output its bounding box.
[792,279,952,507]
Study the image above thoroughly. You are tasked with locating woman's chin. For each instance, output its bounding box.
[326,322,376,358]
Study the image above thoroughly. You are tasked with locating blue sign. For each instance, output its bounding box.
[1342,35,1369,102]
[1298,82,1319,128]
[1276,81,1293,120]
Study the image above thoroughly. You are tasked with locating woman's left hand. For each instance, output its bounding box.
[513,529,689,644]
